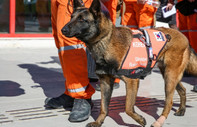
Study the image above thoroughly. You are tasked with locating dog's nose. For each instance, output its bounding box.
[61,26,69,35]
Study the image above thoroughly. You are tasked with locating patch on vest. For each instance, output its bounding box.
[116,29,167,79]
[153,32,165,41]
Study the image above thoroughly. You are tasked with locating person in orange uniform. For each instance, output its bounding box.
[177,0,197,52]
[102,0,118,24]
[93,0,121,91]
[103,0,121,88]
[45,0,95,122]
[176,0,197,92]
[107,0,159,89]
[121,0,158,29]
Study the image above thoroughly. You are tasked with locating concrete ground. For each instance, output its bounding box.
[0,41,197,127]
[0,22,197,127]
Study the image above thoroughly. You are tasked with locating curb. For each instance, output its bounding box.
[0,38,55,48]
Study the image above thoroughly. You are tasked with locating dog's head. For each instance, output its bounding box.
[61,0,104,43]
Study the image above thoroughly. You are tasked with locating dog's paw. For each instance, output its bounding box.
[86,122,101,127]
[137,115,147,127]
[174,108,185,116]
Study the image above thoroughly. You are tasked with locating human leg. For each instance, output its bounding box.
[45,0,95,122]
[134,3,157,29]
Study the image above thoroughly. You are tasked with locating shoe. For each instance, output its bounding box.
[95,82,120,91]
[68,99,93,122]
[44,94,74,109]
[183,72,192,77]
[192,85,197,92]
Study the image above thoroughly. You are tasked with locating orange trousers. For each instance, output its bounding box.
[177,1,197,52]
[121,0,157,29]
[51,0,95,99]
[103,0,118,24]
[103,0,120,83]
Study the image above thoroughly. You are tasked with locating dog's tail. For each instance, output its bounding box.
[185,48,197,76]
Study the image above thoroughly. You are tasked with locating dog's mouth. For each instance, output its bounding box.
[63,33,74,38]
[62,32,81,38]
[61,27,81,38]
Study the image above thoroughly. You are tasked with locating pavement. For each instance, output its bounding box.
[0,22,197,127]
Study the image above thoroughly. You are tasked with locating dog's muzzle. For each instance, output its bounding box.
[61,26,70,37]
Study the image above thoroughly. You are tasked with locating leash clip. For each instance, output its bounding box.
[139,35,146,45]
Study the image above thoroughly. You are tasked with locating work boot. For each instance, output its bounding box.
[95,82,120,91]
[68,99,93,122]
[192,85,197,92]
[44,94,74,109]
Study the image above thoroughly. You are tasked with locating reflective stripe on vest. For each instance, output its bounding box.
[58,44,86,53]
[67,85,87,93]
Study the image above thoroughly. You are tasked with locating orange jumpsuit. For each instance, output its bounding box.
[121,0,157,29]
[177,0,197,52]
[103,0,118,24]
[102,0,120,84]
[51,0,95,99]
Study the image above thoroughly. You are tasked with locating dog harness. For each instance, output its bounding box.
[113,29,168,79]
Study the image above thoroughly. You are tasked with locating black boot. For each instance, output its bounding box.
[44,94,74,109]
[193,85,197,92]
[68,99,93,122]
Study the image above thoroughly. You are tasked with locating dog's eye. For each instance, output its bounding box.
[78,16,86,22]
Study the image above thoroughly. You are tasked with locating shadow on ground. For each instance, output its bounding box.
[17,59,193,127]
[18,63,65,98]
[0,80,25,96]
[91,96,192,127]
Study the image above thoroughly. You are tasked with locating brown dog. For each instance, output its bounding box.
[61,0,197,126]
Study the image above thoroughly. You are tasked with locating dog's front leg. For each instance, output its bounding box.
[124,77,146,127]
[86,75,114,127]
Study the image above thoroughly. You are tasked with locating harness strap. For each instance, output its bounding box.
[133,30,154,60]
[143,30,151,47]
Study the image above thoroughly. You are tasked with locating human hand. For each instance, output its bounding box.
[166,3,173,11]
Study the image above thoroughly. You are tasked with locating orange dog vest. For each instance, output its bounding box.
[114,29,167,79]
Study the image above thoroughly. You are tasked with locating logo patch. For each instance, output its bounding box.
[154,32,164,41]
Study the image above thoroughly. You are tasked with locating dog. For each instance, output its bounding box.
[61,0,197,126]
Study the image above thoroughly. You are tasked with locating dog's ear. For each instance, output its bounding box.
[73,0,84,10]
[89,0,101,18]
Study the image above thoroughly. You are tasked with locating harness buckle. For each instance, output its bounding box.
[139,35,146,44]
